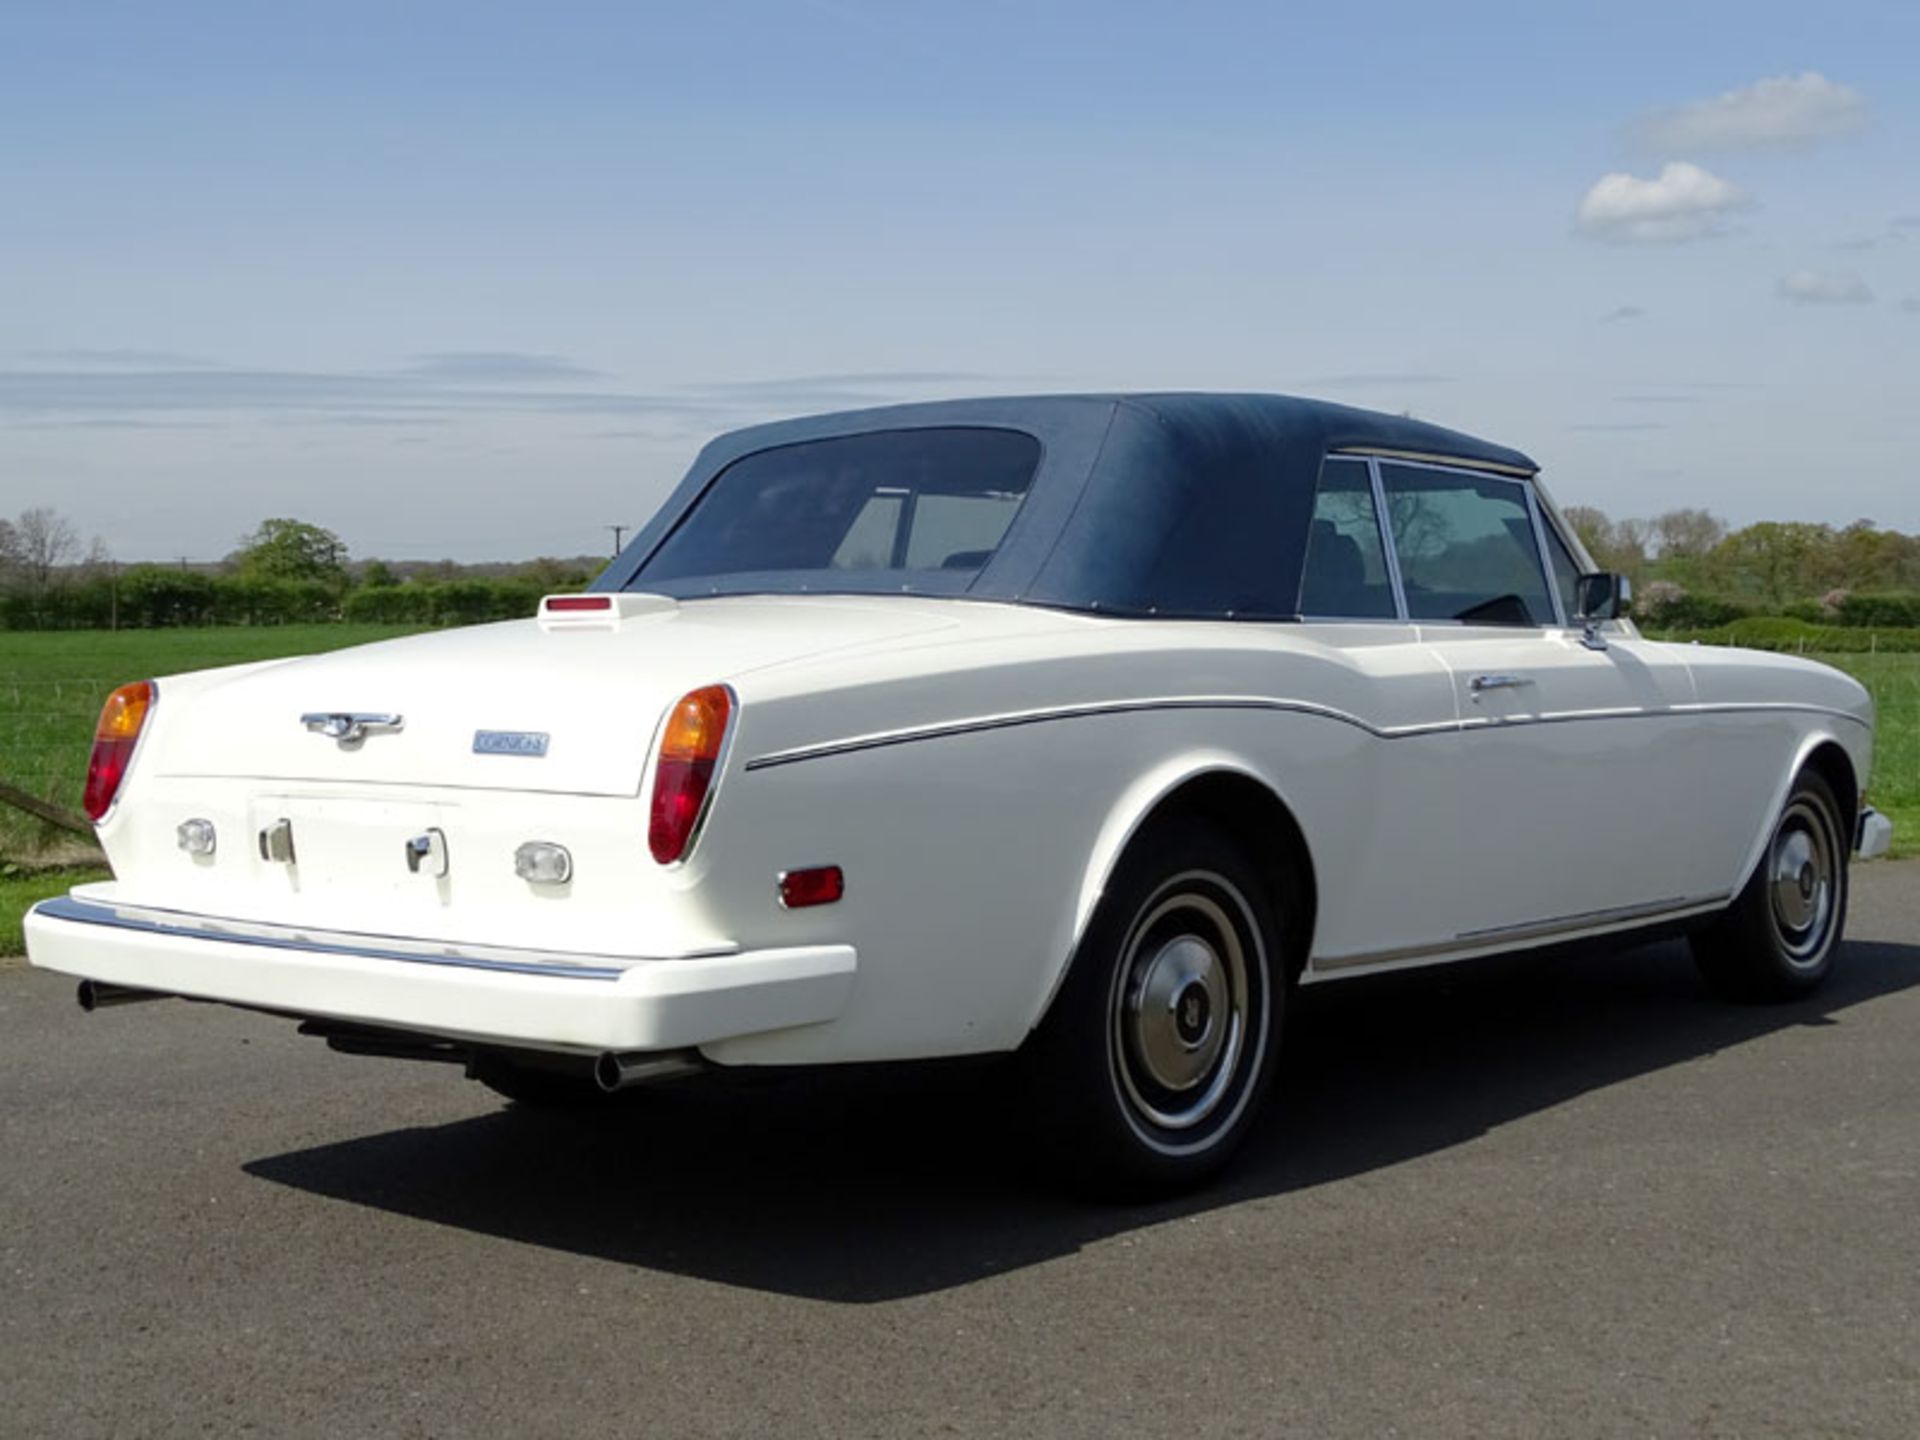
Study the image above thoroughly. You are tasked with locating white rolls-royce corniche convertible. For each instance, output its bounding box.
[28,394,1893,1190]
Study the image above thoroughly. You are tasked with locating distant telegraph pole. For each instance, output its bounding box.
[607,524,630,557]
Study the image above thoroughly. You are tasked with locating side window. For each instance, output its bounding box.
[831,490,906,569]
[1299,458,1397,618]
[1378,464,1555,626]
[1540,515,1583,622]
[903,493,1024,569]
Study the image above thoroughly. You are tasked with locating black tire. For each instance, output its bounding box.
[1024,816,1291,1196]
[1692,768,1850,1003]
[470,1053,616,1109]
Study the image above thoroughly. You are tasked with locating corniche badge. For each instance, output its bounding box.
[473,730,550,757]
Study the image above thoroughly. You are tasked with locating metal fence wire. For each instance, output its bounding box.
[1,678,117,861]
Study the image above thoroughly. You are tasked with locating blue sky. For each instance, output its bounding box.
[3,0,1917,561]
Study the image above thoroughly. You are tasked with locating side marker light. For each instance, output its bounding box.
[778,866,844,909]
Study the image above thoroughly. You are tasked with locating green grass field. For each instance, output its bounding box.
[0,625,427,863]
[0,867,100,963]
[0,625,1914,954]
[1834,652,1920,857]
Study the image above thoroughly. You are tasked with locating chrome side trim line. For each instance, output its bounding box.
[744,696,1866,770]
[1674,701,1871,725]
[1310,892,1731,976]
[744,697,1427,769]
[1452,894,1715,945]
[30,895,680,981]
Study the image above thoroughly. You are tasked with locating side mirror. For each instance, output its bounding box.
[1574,572,1631,622]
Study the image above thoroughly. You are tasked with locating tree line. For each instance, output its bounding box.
[0,513,599,630]
[1561,506,1920,630]
[6,504,1918,632]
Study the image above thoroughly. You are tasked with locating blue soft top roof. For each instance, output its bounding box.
[600,393,1539,619]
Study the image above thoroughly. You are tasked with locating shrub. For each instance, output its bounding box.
[343,584,435,624]
[1835,592,1920,629]
[1649,591,1751,630]
[119,566,220,627]
[1669,616,1920,653]
[1636,579,1687,621]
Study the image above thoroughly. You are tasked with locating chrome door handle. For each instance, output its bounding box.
[1469,673,1534,693]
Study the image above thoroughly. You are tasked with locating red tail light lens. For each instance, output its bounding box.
[648,685,733,864]
[82,680,156,822]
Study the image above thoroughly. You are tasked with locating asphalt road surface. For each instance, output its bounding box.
[4,863,1917,1439]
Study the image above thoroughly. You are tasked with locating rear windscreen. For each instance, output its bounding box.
[633,427,1041,594]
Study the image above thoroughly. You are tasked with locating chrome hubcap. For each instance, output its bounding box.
[1112,885,1251,1132]
[1129,935,1228,1092]
[1769,799,1837,965]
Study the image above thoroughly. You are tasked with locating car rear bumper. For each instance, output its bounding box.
[24,890,856,1056]
[1856,805,1893,861]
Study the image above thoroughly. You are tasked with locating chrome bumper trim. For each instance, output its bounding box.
[1856,806,1893,860]
[33,895,636,981]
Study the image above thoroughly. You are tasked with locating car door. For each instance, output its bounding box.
[1375,460,1700,948]
[1287,456,1468,969]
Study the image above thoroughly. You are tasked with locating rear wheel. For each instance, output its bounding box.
[1026,818,1290,1195]
[1692,768,1850,1002]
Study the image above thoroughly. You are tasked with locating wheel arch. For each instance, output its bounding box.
[1029,756,1318,1038]
[1729,730,1860,898]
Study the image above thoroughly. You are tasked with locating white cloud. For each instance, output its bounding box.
[1576,162,1747,243]
[1637,72,1867,151]
[1900,298,1920,314]
[1776,270,1874,305]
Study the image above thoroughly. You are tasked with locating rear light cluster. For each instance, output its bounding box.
[83,681,156,822]
[648,684,734,865]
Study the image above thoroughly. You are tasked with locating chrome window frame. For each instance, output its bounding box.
[1522,484,1571,628]
[1529,492,1588,628]
[1360,454,1560,631]
[1367,456,1412,620]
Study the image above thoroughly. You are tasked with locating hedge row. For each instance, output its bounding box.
[1651,616,1920,653]
[342,580,545,625]
[0,568,548,630]
[1833,592,1920,628]
[1639,590,1920,631]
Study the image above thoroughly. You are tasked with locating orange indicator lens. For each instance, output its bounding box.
[83,680,155,821]
[649,685,734,864]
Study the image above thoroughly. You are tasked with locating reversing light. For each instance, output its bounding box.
[648,684,734,865]
[176,818,217,856]
[514,841,574,884]
[778,866,845,909]
[82,681,156,822]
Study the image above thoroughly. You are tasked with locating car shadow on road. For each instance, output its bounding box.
[245,935,1920,1302]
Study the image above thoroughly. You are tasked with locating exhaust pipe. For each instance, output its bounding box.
[76,980,171,1012]
[593,1049,703,1093]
